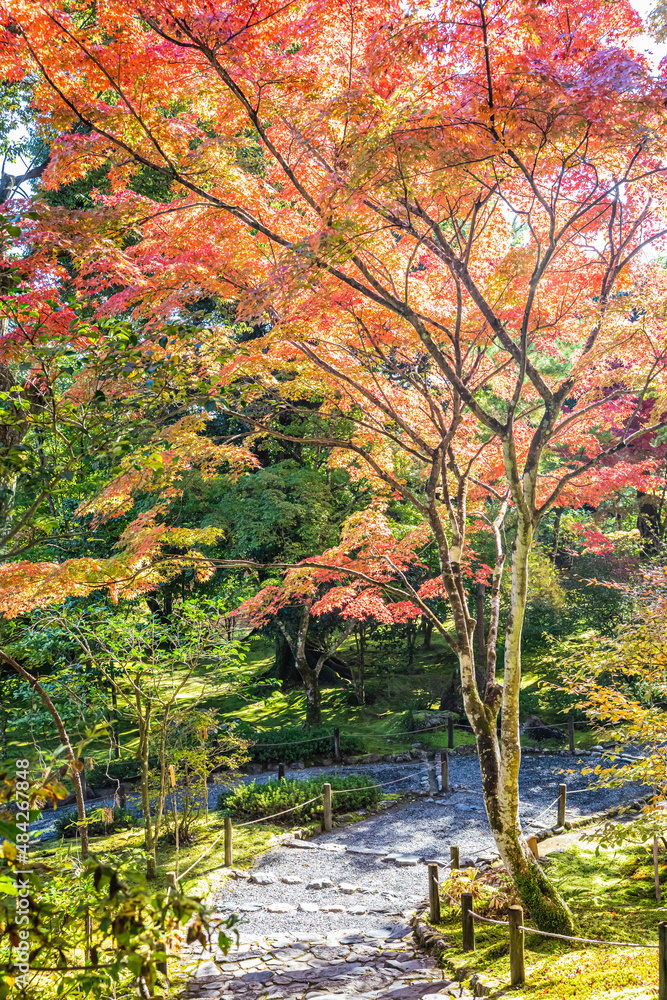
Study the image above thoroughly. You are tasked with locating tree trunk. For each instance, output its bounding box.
[470,520,574,933]
[135,692,156,879]
[275,631,299,689]
[301,666,322,727]
[290,605,323,727]
[0,649,89,860]
[422,616,433,650]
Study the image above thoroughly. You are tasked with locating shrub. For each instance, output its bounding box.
[243,726,365,764]
[54,806,139,839]
[442,866,520,918]
[217,773,380,822]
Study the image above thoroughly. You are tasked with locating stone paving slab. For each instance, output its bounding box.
[180,928,472,1000]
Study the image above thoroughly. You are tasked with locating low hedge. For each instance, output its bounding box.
[244,726,365,764]
[217,773,381,822]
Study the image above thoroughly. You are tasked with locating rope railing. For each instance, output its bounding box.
[169,774,416,890]
[172,764,617,898]
[169,796,327,893]
[425,854,663,992]
[239,714,620,757]
[466,907,658,946]
[235,795,323,827]
[517,923,658,948]
[237,716,628,759]
[169,769,445,892]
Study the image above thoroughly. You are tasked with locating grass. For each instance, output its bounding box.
[430,841,664,999]
[35,812,296,897]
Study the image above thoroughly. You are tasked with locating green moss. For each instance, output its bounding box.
[431,842,662,999]
[513,862,574,934]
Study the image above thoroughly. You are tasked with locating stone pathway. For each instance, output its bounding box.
[177,790,501,1000]
[175,751,646,999]
[181,927,472,1000]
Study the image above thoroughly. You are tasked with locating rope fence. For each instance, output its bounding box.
[170,765,617,898]
[426,855,664,993]
[166,765,662,989]
[168,772,421,896]
[243,715,629,759]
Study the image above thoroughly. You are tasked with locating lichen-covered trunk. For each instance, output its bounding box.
[474,519,574,933]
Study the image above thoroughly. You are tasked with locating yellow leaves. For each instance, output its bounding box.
[3,840,17,862]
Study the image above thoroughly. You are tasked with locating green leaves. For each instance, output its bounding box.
[218,772,380,820]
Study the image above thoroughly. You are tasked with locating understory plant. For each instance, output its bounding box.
[217,774,380,822]
[53,600,249,878]
[0,764,236,1000]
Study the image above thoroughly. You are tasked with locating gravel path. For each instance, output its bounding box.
[35,748,643,841]
[174,751,645,1000]
[203,752,643,939]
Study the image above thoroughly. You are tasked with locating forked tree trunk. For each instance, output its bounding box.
[463,520,574,933]
[279,607,355,728]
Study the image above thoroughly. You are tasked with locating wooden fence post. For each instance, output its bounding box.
[323,782,332,832]
[448,714,454,749]
[334,727,341,762]
[450,845,460,870]
[428,863,440,924]
[441,750,449,793]
[660,921,667,1000]
[427,752,438,795]
[527,836,538,859]
[224,816,233,867]
[461,892,474,952]
[278,762,286,780]
[557,784,567,828]
[509,905,525,986]
[568,716,575,753]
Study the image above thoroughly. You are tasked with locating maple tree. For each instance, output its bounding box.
[240,523,425,726]
[4,0,667,930]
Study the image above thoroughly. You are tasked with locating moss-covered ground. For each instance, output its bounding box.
[5,634,600,767]
[430,841,664,999]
